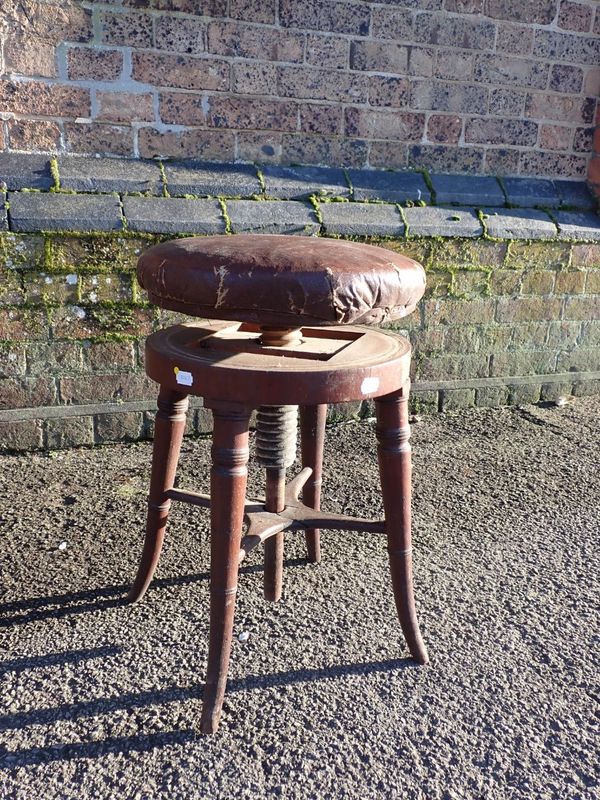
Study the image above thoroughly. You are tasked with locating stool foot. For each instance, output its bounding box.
[375,385,429,666]
[300,404,327,563]
[127,388,189,603]
[200,402,251,734]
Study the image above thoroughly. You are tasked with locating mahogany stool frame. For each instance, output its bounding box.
[128,320,429,734]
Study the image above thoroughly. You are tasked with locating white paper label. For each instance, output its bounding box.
[361,376,379,394]
[174,368,193,386]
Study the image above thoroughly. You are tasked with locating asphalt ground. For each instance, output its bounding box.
[0,398,598,799]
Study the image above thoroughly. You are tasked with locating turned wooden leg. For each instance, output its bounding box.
[375,383,429,665]
[127,387,189,603]
[263,467,285,602]
[300,404,327,563]
[200,401,251,735]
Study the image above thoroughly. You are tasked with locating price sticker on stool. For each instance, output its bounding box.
[174,366,194,387]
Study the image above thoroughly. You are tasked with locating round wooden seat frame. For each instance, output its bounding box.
[129,319,429,734]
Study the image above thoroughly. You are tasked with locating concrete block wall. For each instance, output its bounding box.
[0,1,599,187]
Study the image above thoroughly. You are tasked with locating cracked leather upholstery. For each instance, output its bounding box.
[137,234,426,327]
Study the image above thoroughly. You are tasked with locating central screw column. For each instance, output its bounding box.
[255,326,301,602]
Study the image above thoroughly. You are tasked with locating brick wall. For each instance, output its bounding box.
[1,230,599,450]
[0,1,599,184]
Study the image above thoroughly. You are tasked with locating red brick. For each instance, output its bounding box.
[368,142,408,170]
[7,119,61,152]
[444,0,484,11]
[415,12,496,49]
[0,420,43,451]
[368,76,410,108]
[4,1,92,43]
[124,0,226,11]
[583,67,600,96]
[154,15,206,54]
[554,271,586,295]
[408,144,485,173]
[99,11,153,47]
[486,0,556,24]
[278,65,367,103]
[159,92,206,126]
[67,47,123,81]
[281,134,368,168]
[350,40,408,74]
[573,126,593,153]
[132,52,230,91]
[86,341,136,371]
[465,118,538,146]
[495,23,534,55]
[0,308,49,341]
[539,124,573,151]
[558,0,593,32]
[427,115,462,144]
[236,131,282,162]
[563,296,600,320]
[64,122,134,157]
[371,7,413,40]
[0,377,57,409]
[571,243,600,268]
[233,62,278,95]
[60,373,156,404]
[549,64,584,94]
[484,148,520,176]
[279,0,370,36]
[51,306,153,340]
[525,93,591,123]
[207,96,298,132]
[497,297,563,323]
[138,128,235,160]
[435,49,473,81]
[520,151,587,178]
[300,104,341,136]
[0,80,90,118]
[96,92,155,124]
[207,20,304,62]
[306,34,348,70]
[345,108,425,141]
[229,0,276,24]
[4,35,57,78]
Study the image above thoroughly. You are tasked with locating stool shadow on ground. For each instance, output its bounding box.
[0,558,308,628]
[0,656,415,767]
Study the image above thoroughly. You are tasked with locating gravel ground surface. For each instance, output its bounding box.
[0,398,599,800]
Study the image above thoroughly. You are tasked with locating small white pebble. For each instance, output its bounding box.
[57,541,68,551]
[554,396,568,407]
[410,414,422,424]
[238,631,250,643]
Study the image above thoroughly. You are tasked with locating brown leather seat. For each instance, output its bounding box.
[137,234,426,327]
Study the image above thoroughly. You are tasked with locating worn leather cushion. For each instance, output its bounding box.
[137,234,426,327]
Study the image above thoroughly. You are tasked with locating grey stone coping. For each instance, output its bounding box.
[554,180,597,211]
[227,200,319,235]
[58,156,162,195]
[404,206,483,238]
[554,211,600,241]
[320,202,404,237]
[0,191,7,231]
[262,165,350,200]
[164,161,261,198]
[430,174,505,207]
[8,192,123,232]
[482,208,557,240]
[0,153,54,191]
[123,197,225,234]
[347,170,431,203]
[502,177,560,209]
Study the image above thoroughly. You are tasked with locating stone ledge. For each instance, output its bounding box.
[1,153,598,241]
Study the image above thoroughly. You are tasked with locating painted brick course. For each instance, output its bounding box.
[0,0,597,193]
